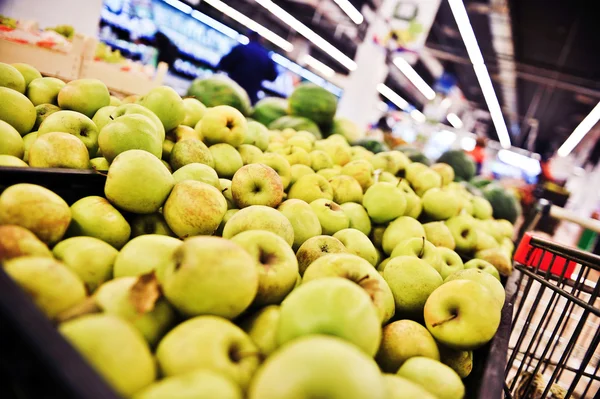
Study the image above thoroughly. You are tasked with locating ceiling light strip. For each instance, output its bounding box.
[393,57,436,101]
[303,54,335,77]
[333,0,364,24]
[557,101,600,157]
[447,112,463,129]
[377,83,409,111]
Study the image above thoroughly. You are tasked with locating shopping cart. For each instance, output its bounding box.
[505,199,600,398]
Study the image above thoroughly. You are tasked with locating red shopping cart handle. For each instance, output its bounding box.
[514,232,576,279]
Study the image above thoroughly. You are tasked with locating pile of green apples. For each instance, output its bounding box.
[0,61,515,399]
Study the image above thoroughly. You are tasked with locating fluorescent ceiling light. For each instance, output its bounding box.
[303,54,335,77]
[203,0,293,52]
[447,0,511,149]
[165,0,192,14]
[333,0,364,24]
[447,112,463,129]
[441,98,452,108]
[557,101,600,157]
[377,101,389,112]
[377,83,408,110]
[255,0,357,71]
[411,109,426,123]
[498,149,541,175]
[393,57,436,101]
[188,10,247,43]
[461,136,476,151]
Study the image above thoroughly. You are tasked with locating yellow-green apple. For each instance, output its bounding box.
[11,63,41,87]
[172,163,220,188]
[302,253,395,323]
[105,150,174,214]
[0,183,70,245]
[0,119,24,158]
[288,174,333,203]
[398,179,422,218]
[422,188,461,220]
[4,256,85,318]
[66,196,131,248]
[113,234,181,282]
[27,77,65,105]
[110,96,121,106]
[209,143,243,178]
[471,196,493,219]
[33,103,60,131]
[111,103,165,141]
[258,152,292,189]
[382,216,425,255]
[0,154,27,166]
[134,370,242,399]
[438,345,473,378]
[0,62,26,93]
[391,237,443,273]
[0,87,36,135]
[201,105,247,146]
[181,97,206,127]
[423,221,456,249]
[424,280,501,350]
[333,229,379,266]
[91,105,117,131]
[397,357,465,399]
[59,315,156,397]
[370,224,386,249]
[376,171,399,185]
[219,178,235,209]
[501,237,514,257]
[267,142,284,152]
[464,258,501,280]
[351,146,374,160]
[310,150,334,171]
[383,256,443,317]
[53,236,117,292]
[341,160,374,191]
[445,214,478,253]
[237,144,263,165]
[363,182,407,224]
[169,125,199,142]
[290,164,314,185]
[170,139,214,170]
[277,278,381,355]
[430,163,455,186]
[376,320,440,372]
[383,374,436,399]
[277,199,322,250]
[99,114,162,162]
[22,131,37,162]
[321,142,351,166]
[122,94,139,103]
[130,213,175,238]
[137,85,185,131]
[438,247,464,279]
[475,248,512,276]
[244,121,269,150]
[163,180,227,238]
[231,230,298,306]
[295,235,348,275]
[58,78,110,118]
[317,167,341,179]
[286,135,312,152]
[496,219,515,238]
[340,202,371,235]
[445,268,505,308]
[404,162,428,182]
[38,110,99,155]
[222,205,294,245]
[329,175,363,204]
[0,225,51,261]
[231,163,283,208]
[475,229,499,251]
[371,151,409,175]
[162,139,174,161]
[216,209,238,236]
[310,199,350,235]
[277,146,311,166]
[412,169,443,197]
[239,305,280,357]
[295,130,317,143]
[156,315,260,389]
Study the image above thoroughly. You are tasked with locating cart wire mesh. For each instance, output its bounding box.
[505,235,600,399]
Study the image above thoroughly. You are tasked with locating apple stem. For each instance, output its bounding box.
[419,237,425,258]
[431,313,458,327]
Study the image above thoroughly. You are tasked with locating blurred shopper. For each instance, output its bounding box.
[218,31,278,104]
[467,136,487,175]
[154,31,178,68]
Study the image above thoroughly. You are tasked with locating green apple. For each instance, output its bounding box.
[398,179,422,219]
[351,146,374,161]
[53,236,117,292]
[471,196,493,219]
[237,144,263,165]
[113,234,181,281]
[231,230,298,306]
[0,225,51,261]
[329,175,364,204]
[475,247,512,276]
[130,213,175,237]
[383,374,436,399]
[370,224,386,250]
[222,205,294,246]
[0,154,27,166]
[59,314,156,397]
[0,62,26,93]
[137,85,185,131]
[99,114,162,162]
[288,174,333,203]
[267,142,284,152]
[170,139,214,170]
[437,247,464,279]
[27,77,65,105]
[397,357,464,399]
[310,150,334,171]
[424,280,501,350]
[4,256,85,318]
[133,370,242,399]
[445,268,505,308]
[216,208,238,236]
[110,96,122,106]
[376,320,440,372]
[317,167,341,179]
[231,163,283,208]
[111,103,165,141]
[411,169,443,197]
[0,183,70,245]
[22,131,38,162]
[278,199,322,250]
[33,103,60,131]
[38,110,99,156]
[277,146,311,166]
[290,163,314,185]
[277,277,381,356]
[404,162,428,182]
[11,63,41,87]
[287,135,313,152]
[94,275,176,345]
[390,237,443,273]
[363,182,407,224]
[249,336,385,399]
[382,216,425,255]
[370,151,409,175]
[163,180,227,238]
[156,315,259,389]
[181,97,206,127]
[497,219,514,238]
[445,214,478,253]
[172,163,220,188]
[333,228,378,266]
[376,171,399,185]
[341,160,374,191]
[501,236,515,257]
[105,150,174,214]
[169,125,200,142]
[201,105,247,147]
[0,86,36,135]
[0,119,24,158]
[383,256,443,317]
[209,143,243,178]
[302,253,395,323]
[91,105,117,132]
[423,221,455,249]
[218,178,236,209]
[430,163,455,186]
[295,235,348,275]
[475,229,499,251]
[422,188,461,220]
[310,199,350,235]
[340,202,371,236]
[58,78,110,118]
[438,345,473,379]
[239,305,280,357]
[244,121,269,150]
[464,258,501,280]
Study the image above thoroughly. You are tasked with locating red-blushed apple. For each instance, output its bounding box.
[231,163,283,208]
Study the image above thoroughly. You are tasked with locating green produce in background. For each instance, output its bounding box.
[437,150,476,181]
[483,184,522,224]
[251,97,288,126]
[288,83,337,129]
[187,76,251,116]
[269,115,322,138]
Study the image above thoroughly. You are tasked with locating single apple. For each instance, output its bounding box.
[438,345,473,379]
[33,103,60,131]
[237,144,263,165]
[181,97,206,127]
[329,175,364,204]
[310,150,334,171]
[169,125,199,142]
[370,151,408,175]
[295,235,348,275]
[98,114,162,162]
[341,160,374,191]
[310,199,350,235]
[398,179,422,219]
[333,228,379,266]
[397,357,465,399]
[133,370,242,399]
[277,146,311,166]
[422,188,461,220]
[201,105,247,147]
[382,216,425,255]
[111,103,165,141]
[0,62,26,92]
[390,237,443,273]
[475,229,499,251]
[11,63,42,87]
[340,202,372,236]
[0,119,24,158]
[219,178,235,209]
[26,77,65,105]
[287,135,313,152]
[113,234,181,282]
[363,182,407,224]
[0,225,51,261]
[58,78,110,118]
[376,171,399,185]
[438,247,464,279]
[290,164,315,185]
[445,268,505,308]
[472,196,493,219]
[0,154,27,166]
[109,96,121,106]
[231,163,283,208]
[222,205,294,246]
[244,121,269,150]
[0,87,36,135]
[91,105,117,132]
[209,143,243,178]
[412,169,443,197]
[278,199,322,250]
[288,174,333,204]
[38,110,99,156]
[404,162,428,182]
[137,85,185,131]
[475,247,512,276]
[317,167,341,179]
[172,163,220,188]
[430,163,455,186]
[464,258,501,280]
[423,221,455,249]
[170,139,214,171]
[22,131,38,162]
[130,213,175,238]
[445,214,478,253]
[258,152,292,189]
[238,305,280,357]
[383,374,436,399]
